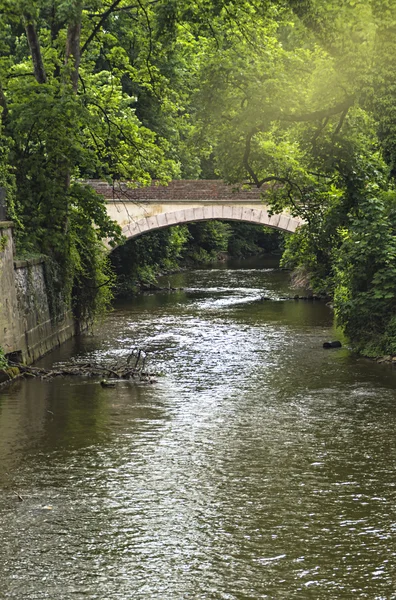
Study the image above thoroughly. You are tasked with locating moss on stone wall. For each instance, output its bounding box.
[0,366,20,384]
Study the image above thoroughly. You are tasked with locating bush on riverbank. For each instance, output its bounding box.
[281,178,396,358]
[111,226,190,296]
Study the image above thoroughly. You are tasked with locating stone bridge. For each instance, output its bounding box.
[88,180,303,246]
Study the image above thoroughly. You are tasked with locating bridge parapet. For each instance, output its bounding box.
[87,179,265,203]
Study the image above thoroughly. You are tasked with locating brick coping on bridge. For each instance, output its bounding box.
[87,179,265,202]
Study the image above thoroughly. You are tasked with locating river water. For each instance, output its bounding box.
[0,258,396,599]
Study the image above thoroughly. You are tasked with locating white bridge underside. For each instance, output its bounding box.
[105,200,303,247]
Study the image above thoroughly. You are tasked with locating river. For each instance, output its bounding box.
[0,257,395,599]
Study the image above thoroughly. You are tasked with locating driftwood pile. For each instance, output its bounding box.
[9,348,155,384]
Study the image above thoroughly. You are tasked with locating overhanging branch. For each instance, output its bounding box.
[282,97,354,123]
[81,0,124,56]
[243,96,354,186]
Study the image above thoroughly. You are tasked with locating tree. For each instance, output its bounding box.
[188,0,396,355]
[0,0,188,319]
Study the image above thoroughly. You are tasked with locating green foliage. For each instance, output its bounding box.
[111,225,190,295]
[0,132,16,221]
[228,223,285,257]
[184,221,231,263]
[333,190,396,356]
[0,0,190,320]
[187,0,396,357]
[0,346,8,369]
[69,191,120,322]
[0,233,7,251]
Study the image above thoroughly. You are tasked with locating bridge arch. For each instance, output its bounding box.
[118,205,301,245]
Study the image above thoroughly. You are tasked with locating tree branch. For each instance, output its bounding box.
[311,117,329,155]
[81,0,124,56]
[282,97,354,123]
[136,0,160,98]
[243,127,260,186]
[333,107,349,137]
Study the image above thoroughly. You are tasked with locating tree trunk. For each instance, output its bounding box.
[65,1,83,93]
[24,19,47,84]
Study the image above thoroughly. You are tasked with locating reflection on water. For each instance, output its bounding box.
[1,257,396,599]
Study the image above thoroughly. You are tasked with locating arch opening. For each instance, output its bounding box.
[113,206,302,249]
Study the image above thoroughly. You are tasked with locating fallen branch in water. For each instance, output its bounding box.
[8,348,155,384]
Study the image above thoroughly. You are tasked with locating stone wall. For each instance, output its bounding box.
[0,223,20,355]
[14,258,76,364]
[0,223,78,364]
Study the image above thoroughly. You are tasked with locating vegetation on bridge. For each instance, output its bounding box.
[0,0,396,355]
